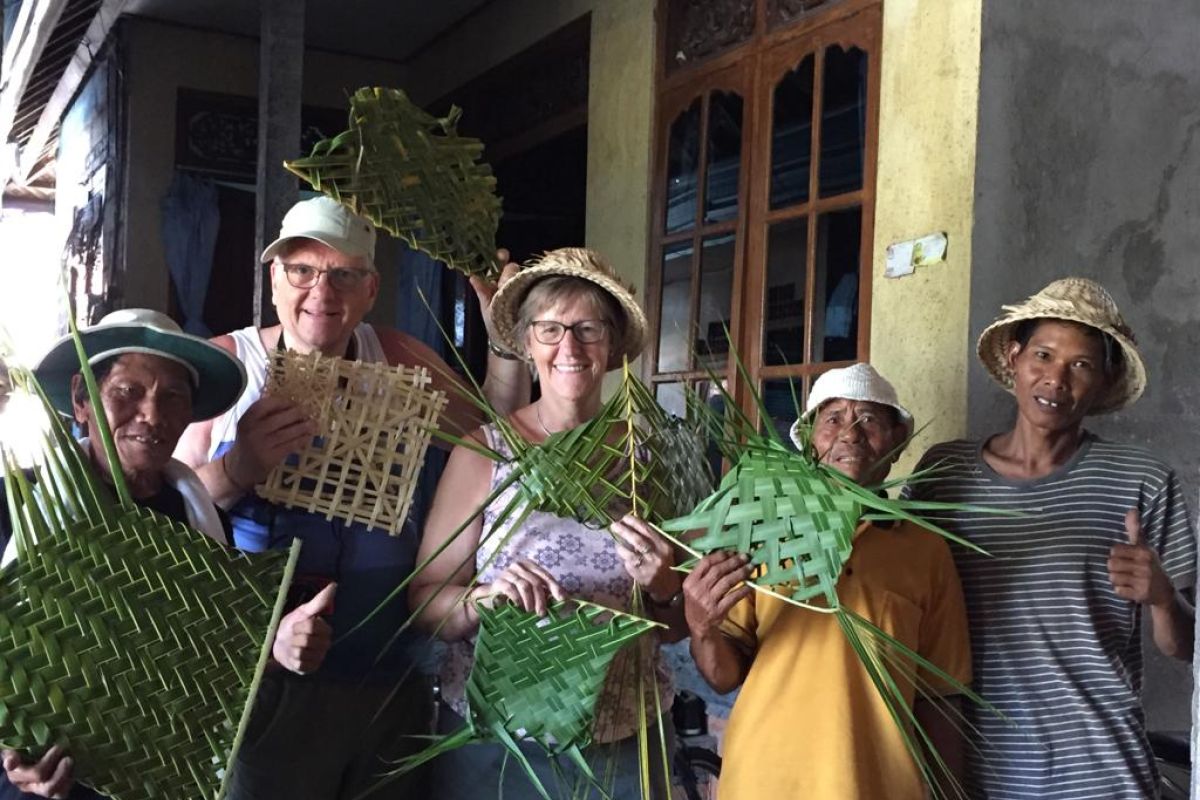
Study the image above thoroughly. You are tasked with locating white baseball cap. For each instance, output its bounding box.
[259,196,377,267]
[789,362,914,449]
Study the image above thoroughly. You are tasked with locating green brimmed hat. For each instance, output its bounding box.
[35,308,246,421]
[976,277,1146,414]
[489,247,648,371]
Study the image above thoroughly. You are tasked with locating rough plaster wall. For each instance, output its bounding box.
[120,18,407,316]
[969,0,1200,734]
[870,0,982,476]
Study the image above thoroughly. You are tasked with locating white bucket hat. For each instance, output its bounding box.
[260,196,377,267]
[789,363,914,450]
[35,308,247,421]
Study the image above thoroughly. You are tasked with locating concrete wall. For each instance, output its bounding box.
[968,0,1200,733]
[869,0,983,474]
[119,17,408,317]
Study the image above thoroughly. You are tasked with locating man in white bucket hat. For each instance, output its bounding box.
[1,308,245,799]
[174,196,529,799]
[684,363,971,800]
[908,277,1195,798]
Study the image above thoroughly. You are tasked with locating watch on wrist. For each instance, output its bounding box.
[487,338,522,361]
[646,587,684,610]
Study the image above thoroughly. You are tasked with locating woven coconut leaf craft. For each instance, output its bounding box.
[284,86,502,279]
[374,600,662,800]
[656,358,1011,800]
[0,328,297,800]
[257,348,447,535]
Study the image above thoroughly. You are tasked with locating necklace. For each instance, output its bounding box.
[535,402,557,437]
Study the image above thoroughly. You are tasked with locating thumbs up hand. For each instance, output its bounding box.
[1108,510,1173,607]
[272,583,336,675]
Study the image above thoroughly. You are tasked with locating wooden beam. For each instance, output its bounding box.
[12,0,130,185]
[0,0,70,151]
[254,0,305,327]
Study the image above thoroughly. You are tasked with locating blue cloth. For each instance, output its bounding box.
[160,172,219,336]
[213,441,426,680]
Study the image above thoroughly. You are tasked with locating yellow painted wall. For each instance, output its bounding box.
[869,0,983,472]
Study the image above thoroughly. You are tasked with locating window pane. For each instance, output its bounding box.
[665,99,702,233]
[763,217,808,366]
[704,91,744,224]
[693,379,729,479]
[697,234,735,369]
[812,206,862,363]
[770,54,814,209]
[819,46,867,198]
[762,377,806,443]
[656,382,687,419]
[657,241,694,372]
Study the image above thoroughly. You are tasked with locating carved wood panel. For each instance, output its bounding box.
[665,0,756,74]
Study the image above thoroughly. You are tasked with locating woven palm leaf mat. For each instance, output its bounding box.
[495,365,713,528]
[257,348,447,535]
[284,86,502,279]
[1,403,298,799]
[665,440,861,605]
[377,600,661,800]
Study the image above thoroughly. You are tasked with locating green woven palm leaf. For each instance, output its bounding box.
[0,352,297,799]
[284,86,502,278]
[496,362,713,528]
[371,600,661,800]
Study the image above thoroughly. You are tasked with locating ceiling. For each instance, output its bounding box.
[121,0,495,62]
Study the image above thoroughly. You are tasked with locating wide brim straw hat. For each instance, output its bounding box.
[976,277,1146,414]
[489,247,648,371]
[35,308,247,421]
[789,362,915,450]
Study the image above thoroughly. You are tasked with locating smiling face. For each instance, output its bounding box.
[523,291,613,405]
[1006,319,1111,432]
[809,398,905,485]
[270,239,379,356]
[72,353,194,496]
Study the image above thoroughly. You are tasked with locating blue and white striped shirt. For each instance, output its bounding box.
[906,434,1196,799]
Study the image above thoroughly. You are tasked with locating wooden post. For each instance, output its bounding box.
[254,0,304,327]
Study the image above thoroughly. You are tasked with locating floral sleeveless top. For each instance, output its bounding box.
[439,424,674,743]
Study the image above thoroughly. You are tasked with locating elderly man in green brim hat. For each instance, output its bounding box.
[0,307,246,799]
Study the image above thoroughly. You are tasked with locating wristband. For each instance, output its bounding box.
[487,339,522,361]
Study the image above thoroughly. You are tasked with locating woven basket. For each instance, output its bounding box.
[284,86,502,279]
[257,348,446,535]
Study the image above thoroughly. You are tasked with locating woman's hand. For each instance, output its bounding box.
[611,514,681,603]
[482,558,567,617]
[470,248,520,343]
[2,745,74,798]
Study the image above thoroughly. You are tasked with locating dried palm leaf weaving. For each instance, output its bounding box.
[0,363,297,800]
[284,86,502,279]
[257,348,446,535]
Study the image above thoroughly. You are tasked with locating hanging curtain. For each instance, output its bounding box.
[394,242,450,552]
[160,172,220,335]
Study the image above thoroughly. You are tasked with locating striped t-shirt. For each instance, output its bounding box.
[906,434,1196,800]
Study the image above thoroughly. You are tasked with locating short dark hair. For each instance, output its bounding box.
[71,359,116,407]
[1012,318,1123,377]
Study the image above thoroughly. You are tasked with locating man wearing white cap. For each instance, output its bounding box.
[683,363,971,800]
[174,196,529,799]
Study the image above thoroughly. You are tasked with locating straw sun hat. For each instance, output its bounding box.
[975,277,1146,414]
[489,248,648,370]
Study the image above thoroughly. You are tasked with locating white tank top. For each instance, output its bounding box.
[206,324,387,462]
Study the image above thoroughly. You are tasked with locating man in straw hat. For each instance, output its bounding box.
[907,277,1196,799]
[173,196,529,799]
[684,363,972,800]
[0,308,246,799]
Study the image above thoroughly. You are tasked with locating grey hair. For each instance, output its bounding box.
[515,276,626,358]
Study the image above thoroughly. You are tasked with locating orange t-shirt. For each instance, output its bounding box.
[717,520,972,800]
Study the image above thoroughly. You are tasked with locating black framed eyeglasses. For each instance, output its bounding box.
[530,319,609,345]
[281,263,374,291]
